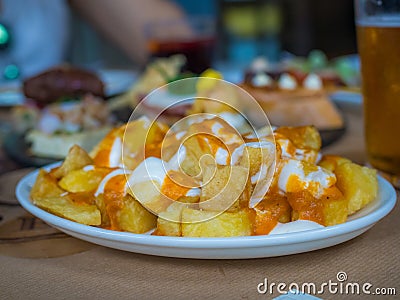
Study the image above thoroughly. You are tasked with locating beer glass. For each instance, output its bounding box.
[145,17,215,75]
[355,0,400,187]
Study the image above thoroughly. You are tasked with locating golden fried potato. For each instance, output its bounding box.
[181,208,254,237]
[118,195,157,233]
[334,162,378,215]
[94,194,109,227]
[199,164,249,212]
[127,180,173,214]
[321,188,348,226]
[53,145,93,179]
[123,117,167,155]
[288,186,347,226]
[34,196,101,225]
[237,144,275,178]
[153,202,186,236]
[275,126,321,151]
[31,170,65,201]
[154,195,200,236]
[253,193,291,235]
[318,155,351,172]
[58,168,110,193]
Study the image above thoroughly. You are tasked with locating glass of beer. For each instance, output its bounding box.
[355,0,400,187]
[145,17,216,75]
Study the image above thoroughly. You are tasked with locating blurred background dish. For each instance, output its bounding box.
[0,0,363,170]
[0,68,137,107]
[0,84,24,107]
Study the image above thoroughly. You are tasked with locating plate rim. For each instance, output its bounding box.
[15,165,397,251]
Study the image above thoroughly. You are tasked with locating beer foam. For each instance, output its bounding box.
[357,15,400,27]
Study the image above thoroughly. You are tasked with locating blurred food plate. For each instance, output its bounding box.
[0,84,24,107]
[0,69,137,107]
[16,166,396,259]
[330,90,362,106]
[96,69,137,97]
[3,132,58,168]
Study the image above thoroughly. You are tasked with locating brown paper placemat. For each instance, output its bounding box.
[0,169,95,259]
[0,166,399,299]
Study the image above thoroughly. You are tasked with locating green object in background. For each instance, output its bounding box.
[334,57,360,87]
[0,23,10,49]
[167,73,197,95]
[3,64,19,80]
[308,50,328,71]
[223,3,281,37]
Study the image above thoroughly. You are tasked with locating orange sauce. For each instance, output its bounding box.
[93,129,119,167]
[287,190,324,225]
[160,170,198,200]
[68,192,96,205]
[254,192,291,235]
[103,174,126,230]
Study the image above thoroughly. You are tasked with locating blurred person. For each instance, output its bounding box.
[0,0,70,80]
[0,0,186,81]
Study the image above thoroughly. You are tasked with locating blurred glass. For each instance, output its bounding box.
[145,17,216,74]
[219,0,282,63]
[355,0,400,186]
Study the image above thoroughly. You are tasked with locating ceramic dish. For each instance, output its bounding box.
[15,164,396,259]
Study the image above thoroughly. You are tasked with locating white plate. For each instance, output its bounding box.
[96,69,137,97]
[0,84,24,106]
[330,90,362,106]
[16,166,396,259]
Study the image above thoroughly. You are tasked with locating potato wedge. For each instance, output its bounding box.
[58,168,110,193]
[318,155,351,172]
[118,195,157,233]
[34,196,101,225]
[153,202,187,236]
[154,196,200,237]
[200,164,249,212]
[52,145,93,179]
[182,208,253,237]
[334,162,378,215]
[94,194,110,227]
[288,186,347,226]
[253,193,291,235]
[127,180,173,214]
[31,169,65,201]
[275,126,321,151]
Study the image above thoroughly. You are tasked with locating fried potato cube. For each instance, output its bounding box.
[154,196,200,236]
[123,116,167,156]
[181,208,254,237]
[53,145,93,179]
[118,195,157,233]
[94,194,110,227]
[321,189,348,226]
[200,164,249,212]
[169,131,219,178]
[288,186,347,226]
[179,148,202,177]
[237,144,275,178]
[34,196,101,225]
[318,155,351,172]
[31,169,66,201]
[153,202,187,236]
[334,162,378,215]
[58,168,110,193]
[253,193,291,235]
[31,170,100,225]
[127,180,173,214]
[275,126,321,151]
